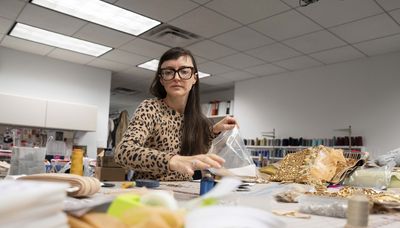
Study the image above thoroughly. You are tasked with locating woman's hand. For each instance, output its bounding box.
[168,154,225,176]
[212,116,237,134]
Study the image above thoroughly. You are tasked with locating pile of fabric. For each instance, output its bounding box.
[269,145,365,189]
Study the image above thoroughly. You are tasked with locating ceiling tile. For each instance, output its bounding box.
[1,36,54,56]
[244,63,286,76]
[246,43,301,62]
[0,17,13,34]
[274,55,322,70]
[212,27,274,51]
[198,62,235,75]
[390,8,400,23]
[219,70,257,81]
[111,72,153,93]
[199,83,218,93]
[191,0,212,5]
[200,75,233,85]
[47,49,95,65]
[115,0,198,22]
[169,7,241,38]
[74,23,134,48]
[87,58,131,72]
[103,0,119,3]
[194,55,208,64]
[17,4,87,35]
[249,10,322,40]
[310,46,365,64]
[283,30,346,54]
[205,0,290,24]
[186,40,236,60]
[119,37,169,58]
[112,71,139,86]
[215,53,265,69]
[0,0,26,20]
[121,66,156,80]
[330,14,400,43]
[376,0,400,11]
[280,0,300,7]
[354,33,400,56]
[101,49,149,65]
[294,0,383,28]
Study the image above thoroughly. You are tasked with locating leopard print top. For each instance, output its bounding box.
[115,98,212,181]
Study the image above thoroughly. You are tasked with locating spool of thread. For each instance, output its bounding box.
[200,174,215,196]
[345,193,369,228]
[70,148,83,176]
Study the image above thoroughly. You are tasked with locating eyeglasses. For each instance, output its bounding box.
[159,67,195,81]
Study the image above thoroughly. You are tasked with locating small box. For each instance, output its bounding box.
[95,167,125,181]
[97,156,120,167]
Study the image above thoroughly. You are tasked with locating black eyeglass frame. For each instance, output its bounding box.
[159,67,196,81]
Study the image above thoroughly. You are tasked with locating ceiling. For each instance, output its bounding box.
[1,0,400,109]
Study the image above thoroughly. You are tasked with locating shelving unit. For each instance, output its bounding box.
[246,126,365,166]
[207,115,228,121]
[247,145,366,165]
[202,100,233,118]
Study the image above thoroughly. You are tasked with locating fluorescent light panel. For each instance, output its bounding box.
[137,59,159,71]
[10,23,112,56]
[31,0,161,36]
[137,59,211,78]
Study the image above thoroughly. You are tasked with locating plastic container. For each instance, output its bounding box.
[298,195,348,218]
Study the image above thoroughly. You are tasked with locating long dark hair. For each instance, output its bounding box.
[150,47,212,156]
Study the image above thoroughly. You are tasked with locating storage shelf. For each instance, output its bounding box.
[207,115,228,119]
[246,145,365,150]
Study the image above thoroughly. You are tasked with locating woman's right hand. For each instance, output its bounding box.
[168,154,225,176]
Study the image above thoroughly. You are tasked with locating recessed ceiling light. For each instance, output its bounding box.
[137,59,159,71]
[31,0,161,36]
[198,72,211,78]
[9,23,112,57]
[137,59,211,78]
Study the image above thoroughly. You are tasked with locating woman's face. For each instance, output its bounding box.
[160,55,197,99]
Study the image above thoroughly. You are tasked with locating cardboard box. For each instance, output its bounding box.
[97,156,120,167]
[95,167,125,181]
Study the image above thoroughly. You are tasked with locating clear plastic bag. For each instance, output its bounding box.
[208,127,256,177]
[376,147,400,166]
[343,161,395,190]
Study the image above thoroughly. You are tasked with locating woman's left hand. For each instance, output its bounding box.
[212,116,237,134]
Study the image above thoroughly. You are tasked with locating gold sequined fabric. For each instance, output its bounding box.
[270,146,350,188]
[306,186,400,205]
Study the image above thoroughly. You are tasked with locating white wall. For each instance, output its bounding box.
[235,51,400,158]
[0,47,111,158]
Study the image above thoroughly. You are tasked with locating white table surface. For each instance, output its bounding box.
[155,180,400,228]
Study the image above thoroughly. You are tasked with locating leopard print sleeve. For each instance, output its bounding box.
[114,99,176,176]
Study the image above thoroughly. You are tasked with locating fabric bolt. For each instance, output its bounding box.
[19,173,101,197]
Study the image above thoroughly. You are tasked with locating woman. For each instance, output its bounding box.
[115,47,236,181]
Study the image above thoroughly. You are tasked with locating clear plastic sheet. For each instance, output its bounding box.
[208,127,256,176]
